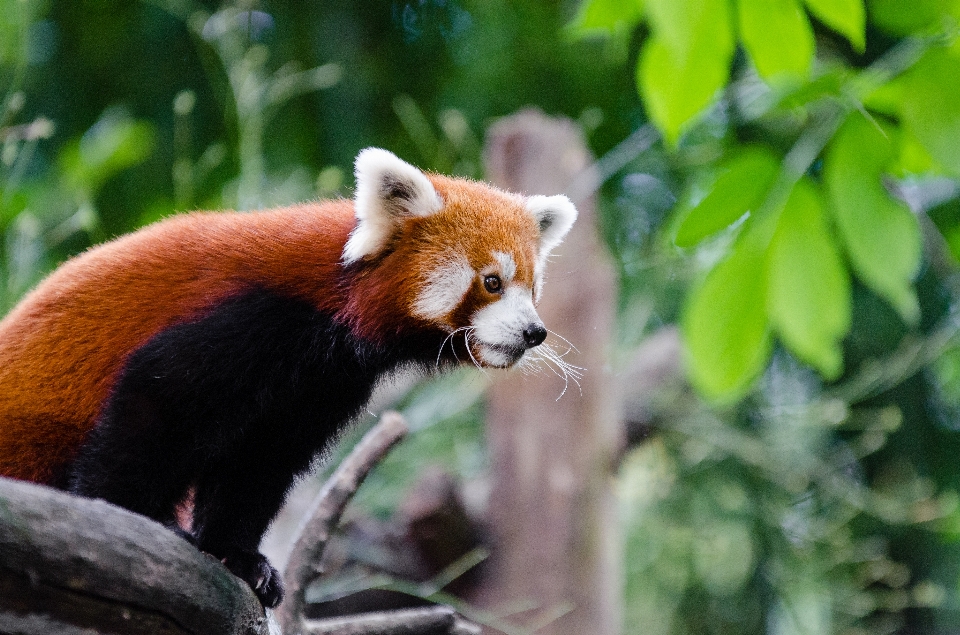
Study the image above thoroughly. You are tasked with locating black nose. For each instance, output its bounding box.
[523,323,547,348]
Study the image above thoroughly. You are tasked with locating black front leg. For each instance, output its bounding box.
[191,440,318,608]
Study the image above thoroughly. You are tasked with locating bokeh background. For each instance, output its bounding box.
[4,1,960,634]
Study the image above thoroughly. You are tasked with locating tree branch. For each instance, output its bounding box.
[278,411,410,634]
[301,605,480,635]
[0,476,270,635]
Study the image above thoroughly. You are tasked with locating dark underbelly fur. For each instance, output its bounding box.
[66,288,440,608]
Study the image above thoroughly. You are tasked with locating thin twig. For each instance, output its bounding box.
[301,606,480,635]
[277,412,410,634]
[266,63,343,109]
[564,123,659,202]
[828,310,960,404]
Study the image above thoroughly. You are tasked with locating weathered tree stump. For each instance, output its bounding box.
[478,110,622,635]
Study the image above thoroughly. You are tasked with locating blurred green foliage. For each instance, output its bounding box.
[572,0,960,633]
[7,0,960,634]
[0,0,638,311]
[573,0,960,398]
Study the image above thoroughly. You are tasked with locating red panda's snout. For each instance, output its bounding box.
[405,240,557,368]
[407,252,547,368]
[468,285,546,368]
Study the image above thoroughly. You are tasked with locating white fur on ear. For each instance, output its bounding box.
[526,194,578,257]
[342,148,442,263]
[526,194,578,300]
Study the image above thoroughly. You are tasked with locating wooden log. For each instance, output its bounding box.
[0,411,480,635]
[0,476,271,635]
[478,109,622,635]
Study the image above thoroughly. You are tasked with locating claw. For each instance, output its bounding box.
[219,548,285,608]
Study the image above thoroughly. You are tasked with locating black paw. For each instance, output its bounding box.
[220,549,285,608]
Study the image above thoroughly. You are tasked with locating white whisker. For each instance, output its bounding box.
[539,343,585,378]
[436,326,472,369]
[463,328,488,376]
[546,329,580,355]
[534,352,567,380]
[534,343,584,400]
[516,354,542,377]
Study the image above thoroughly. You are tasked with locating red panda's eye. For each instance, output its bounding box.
[484,275,503,294]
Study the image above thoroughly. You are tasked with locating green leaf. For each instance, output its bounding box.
[767,179,850,379]
[860,74,905,117]
[568,0,644,38]
[894,128,939,176]
[824,112,921,324]
[683,236,772,400]
[803,0,865,52]
[675,146,780,247]
[899,46,960,177]
[776,65,850,110]
[868,0,960,36]
[738,0,815,80]
[646,0,735,61]
[639,0,735,143]
[0,0,44,66]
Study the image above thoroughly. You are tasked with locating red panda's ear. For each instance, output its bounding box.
[342,148,442,263]
[526,195,578,258]
[526,195,578,301]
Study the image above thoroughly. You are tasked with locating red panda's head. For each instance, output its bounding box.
[341,148,576,368]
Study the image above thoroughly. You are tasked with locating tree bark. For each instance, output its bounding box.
[478,110,622,635]
[0,476,270,635]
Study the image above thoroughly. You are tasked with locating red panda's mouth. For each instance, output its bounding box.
[473,342,526,368]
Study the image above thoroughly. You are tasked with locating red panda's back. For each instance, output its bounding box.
[0,201,353,484]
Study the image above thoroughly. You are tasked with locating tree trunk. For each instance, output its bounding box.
[478,109,622,635]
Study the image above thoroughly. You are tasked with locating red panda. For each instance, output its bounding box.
[0,148,577,608]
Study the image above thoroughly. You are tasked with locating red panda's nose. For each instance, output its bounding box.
[523,323,548,348]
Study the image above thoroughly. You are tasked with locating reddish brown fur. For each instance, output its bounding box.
[0,174,541,485]
[0,201,353,483]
